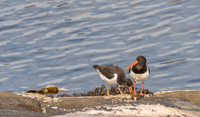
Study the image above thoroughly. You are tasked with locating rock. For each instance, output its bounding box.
[0,91,41,112]
[0,91,53,117]
[154,90,200,105]
[51,96,200,117]
[44,96,114,115]
[2,90,199,116]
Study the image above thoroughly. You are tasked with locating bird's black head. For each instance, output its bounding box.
[126,56,147,70]
[126,78,133,86]
[136,56,147,65]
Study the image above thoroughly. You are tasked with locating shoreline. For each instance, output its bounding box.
[0,90,200,117]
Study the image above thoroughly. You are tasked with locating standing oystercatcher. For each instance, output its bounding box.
[93,65,133,96]
[126,56,150,95]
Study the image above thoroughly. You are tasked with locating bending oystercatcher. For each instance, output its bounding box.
[126,56,150,95]
[93,65,133,96]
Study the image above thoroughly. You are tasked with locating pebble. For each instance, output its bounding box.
[144,94,150,98]
[42,108,46,113]
[51,106,57,109]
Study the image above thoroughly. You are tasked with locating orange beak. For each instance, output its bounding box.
[129,86,133,94]
[126,61,138,69]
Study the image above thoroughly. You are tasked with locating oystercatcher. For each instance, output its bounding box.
[93,65,133,96]
[126,56,150,95]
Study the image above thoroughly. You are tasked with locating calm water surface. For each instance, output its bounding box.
[1,0,200,93]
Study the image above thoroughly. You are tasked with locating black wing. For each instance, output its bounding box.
[97,65,116,79]
[148,66,150,74]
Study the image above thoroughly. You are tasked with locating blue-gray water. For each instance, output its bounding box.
[1,0,200,93]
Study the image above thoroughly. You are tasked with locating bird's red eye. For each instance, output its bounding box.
[139,58,141,60]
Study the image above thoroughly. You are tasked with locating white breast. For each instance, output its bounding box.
[129,67,149,82]
[97,70,118,85]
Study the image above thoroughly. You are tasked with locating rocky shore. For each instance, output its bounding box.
[0,90,200,117]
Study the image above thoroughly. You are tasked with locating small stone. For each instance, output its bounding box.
[51,106,57,109]
[144,94,150,98]
[42,108,46,113]
[133,97,137,101]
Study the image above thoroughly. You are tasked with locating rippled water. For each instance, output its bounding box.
[1,0,200,93]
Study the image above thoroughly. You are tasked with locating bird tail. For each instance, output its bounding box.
[92,65,99,69]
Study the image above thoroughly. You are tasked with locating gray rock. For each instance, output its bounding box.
[0,92,41,112]
[0,92,52,117]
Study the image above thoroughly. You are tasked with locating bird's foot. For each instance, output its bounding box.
[132,92,136,95]
[140,92,144,95]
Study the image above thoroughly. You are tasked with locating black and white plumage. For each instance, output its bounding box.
[93,65,133,96]
[126,56,150,95]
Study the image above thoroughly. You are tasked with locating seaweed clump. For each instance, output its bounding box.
[57,84,154,98]
[58,84,129,97]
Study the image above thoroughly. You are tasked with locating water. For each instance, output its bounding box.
[0,0,200,93]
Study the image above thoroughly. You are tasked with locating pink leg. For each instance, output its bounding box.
[140,82,144,95]
[133,81,136,95]
[117,87,124,95]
